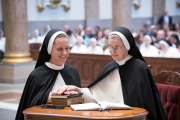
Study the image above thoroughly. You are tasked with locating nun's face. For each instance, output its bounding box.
[144,37,150,47]
[50,37,70,66]
[108,38,128,62]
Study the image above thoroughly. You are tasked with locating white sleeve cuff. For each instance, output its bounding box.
[81,88,96,103]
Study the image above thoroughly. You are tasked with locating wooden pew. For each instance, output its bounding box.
[30,51,180,87]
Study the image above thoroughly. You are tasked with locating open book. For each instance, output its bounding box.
[70,101,132,111]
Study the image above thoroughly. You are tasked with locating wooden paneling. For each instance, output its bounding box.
[66,54,113,87]
[30,51,180,87]
[67,54,180,87]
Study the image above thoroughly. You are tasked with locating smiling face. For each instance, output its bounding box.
[108,38,128,62]
[49,36,70,66]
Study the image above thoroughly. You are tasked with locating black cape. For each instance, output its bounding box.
[15,63,81,120]
[88,58,167,120]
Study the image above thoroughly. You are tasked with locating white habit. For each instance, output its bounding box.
[70,44,88,54]
[87,46,103,54]
[45,62,66,100]
[0,37,6,52]
[140,45,159,57]
[159,47,180,58]
[82,55,133,104]
[28,36,44,44]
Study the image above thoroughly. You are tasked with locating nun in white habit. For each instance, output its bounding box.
[15,29,81,120]
[57,27,167,120]
[70,36,88,54]
[87,38,104,54]
[140,35,159,57]
[159,40,180,58]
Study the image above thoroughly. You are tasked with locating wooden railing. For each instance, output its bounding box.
[30,51,180,87]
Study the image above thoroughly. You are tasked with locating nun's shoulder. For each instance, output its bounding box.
[129,57,149,70]
[64,63,77,71]
[102,60,118,70]
[30,64,50,76]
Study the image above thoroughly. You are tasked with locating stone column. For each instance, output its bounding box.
[152,0,165,25]
[84,0,99,31]
[112,0,132,30]
[0,0,34,84]
[2,0,32,63]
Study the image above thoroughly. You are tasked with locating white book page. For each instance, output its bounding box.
[98,101,132,110]
[70,103,102,111]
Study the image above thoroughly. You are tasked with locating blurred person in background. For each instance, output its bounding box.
[0,29,5,60]
[28,29,43,44]
[153,30,166,48]
[96,29,104,41]
[169,34,179,48]
[83,27,94,47]
[77,24,85,36]
[162,23,169,39]
[87,38,103,54]
[174,23,180,39]
[177,43,180,52]
[69,29,79,47]
[159,40,180,58]
[143,20,152,36]
[137,33,145,50]
[140,35,159,57]
[66,30,76,47]
[157,9,172,28]
[70,36,87,54]
[98,28,111,50]
[94,26,100,36]
[150,25,157,42]
[42,24,52,39]
[63,25,69,33]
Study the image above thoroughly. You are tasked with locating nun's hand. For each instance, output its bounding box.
[54,85,81,95]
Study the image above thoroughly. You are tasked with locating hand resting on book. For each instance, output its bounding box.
[51,85,81,95]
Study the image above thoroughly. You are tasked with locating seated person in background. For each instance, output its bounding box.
[103,48,110,55]
[153,30,166,48]
[136,33,145,50]
[159,40,180,58]
[69,29,79,47]
[70,36,87,54]
[83,27,94,47]
[177,42,180,52]
[28,29,43,44]
[0,29,5,53]
[87,38,103,54]
[169,34,179,48]
[56,27,167,120]
[140,35,159,57]
[98,29,111,50]
[42,24,52,39]
[15,29,81,120]
[63,24,69,33]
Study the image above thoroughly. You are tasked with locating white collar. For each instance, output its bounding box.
[45,62,64,70]
[116,55,133,66]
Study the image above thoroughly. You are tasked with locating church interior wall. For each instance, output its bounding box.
[165,0,180,24]
[0,0,180,35]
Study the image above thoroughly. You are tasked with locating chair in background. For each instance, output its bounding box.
[156,83,180,120]
[153,71,180,86]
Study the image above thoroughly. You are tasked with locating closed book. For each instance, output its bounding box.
[51,96,83,107]
[51,92,83,99]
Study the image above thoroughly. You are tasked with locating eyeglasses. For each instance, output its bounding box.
[107,45,124,51]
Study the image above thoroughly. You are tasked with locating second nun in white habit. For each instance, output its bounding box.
[140,35,159,57]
